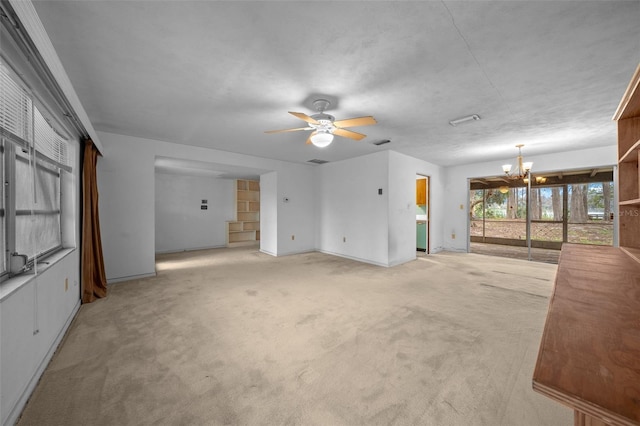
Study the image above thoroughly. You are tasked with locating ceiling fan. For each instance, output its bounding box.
[265,99,377,148]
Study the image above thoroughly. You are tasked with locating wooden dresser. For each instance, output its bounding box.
[533,64,640,426]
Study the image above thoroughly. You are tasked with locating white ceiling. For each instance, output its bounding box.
[31,1,640,169]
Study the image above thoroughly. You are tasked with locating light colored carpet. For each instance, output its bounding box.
[17,247,571,425]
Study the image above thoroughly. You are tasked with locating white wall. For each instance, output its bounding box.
[315,150,445,267]
[96,135,157,282]
[388,151,445,265]
[275,167,317,256]
[96,131,316,282]
[259,172,278,256]
[155,173,235,253]
[317,151,390,266]
[443,145,617,252]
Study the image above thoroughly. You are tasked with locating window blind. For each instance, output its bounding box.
[0,61,33,144]
[0,60,71,168]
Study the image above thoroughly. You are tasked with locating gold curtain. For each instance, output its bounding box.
[81,139,107,303]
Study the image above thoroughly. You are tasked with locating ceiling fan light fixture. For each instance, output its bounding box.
[265,98,376,146]
[310,131,334,148]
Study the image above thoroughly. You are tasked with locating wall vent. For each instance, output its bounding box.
[373,139,391,146]
[308,159,329,164]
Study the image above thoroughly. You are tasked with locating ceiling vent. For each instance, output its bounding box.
[373,139,391,146]
[308,159,329,164]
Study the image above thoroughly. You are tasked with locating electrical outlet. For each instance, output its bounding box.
[291,235,295,240]
[65,278,69,292]
[343,236,346,243]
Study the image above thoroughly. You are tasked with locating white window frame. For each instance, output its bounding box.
[1,58,74,282]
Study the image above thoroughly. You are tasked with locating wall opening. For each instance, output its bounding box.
[416,175,430,254]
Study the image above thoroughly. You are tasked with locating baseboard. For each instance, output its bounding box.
[4,299,81,426]
[155,245,227,254]
[317,249,389,267]
[107,272,156,284]
[273,249,316,257]
[388,256,415,267]
[259,248,317,257]
[442,246,466,253]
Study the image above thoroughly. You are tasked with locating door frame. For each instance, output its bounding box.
[416,174,430,254]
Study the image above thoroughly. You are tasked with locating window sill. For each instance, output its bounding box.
[0,248,76,302]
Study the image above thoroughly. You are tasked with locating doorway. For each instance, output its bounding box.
[416,175,430,253]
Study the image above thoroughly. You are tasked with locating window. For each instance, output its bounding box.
[469,169,614,254]
[0,59,73,280]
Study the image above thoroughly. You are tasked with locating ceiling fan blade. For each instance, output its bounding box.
[333,116,377,128]
[289,111,320,125]
[333,128,366,141]
[264,127,313,134]
[306,132,317,145]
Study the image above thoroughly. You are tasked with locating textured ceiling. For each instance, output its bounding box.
[31,1,640,168]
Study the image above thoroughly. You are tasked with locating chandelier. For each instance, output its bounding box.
[502,144,532,180]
